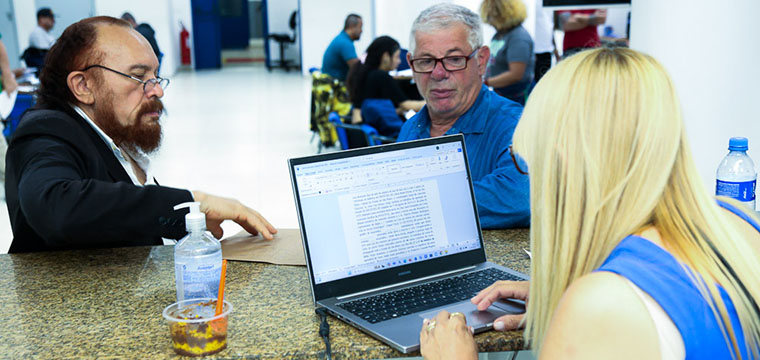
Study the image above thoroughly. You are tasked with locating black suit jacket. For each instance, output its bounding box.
[5,107,194,253]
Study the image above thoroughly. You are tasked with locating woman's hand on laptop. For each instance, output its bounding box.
[420,310,478,360]
[192,191,277,240]
[471,280,530,331]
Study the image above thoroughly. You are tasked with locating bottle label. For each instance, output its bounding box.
[176,261,222,300]
[716,179,756,202]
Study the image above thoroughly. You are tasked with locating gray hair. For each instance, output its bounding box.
[408,3,483,57]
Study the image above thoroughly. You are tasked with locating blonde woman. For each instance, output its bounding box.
[480,0,534,105]
[419,47,760,359]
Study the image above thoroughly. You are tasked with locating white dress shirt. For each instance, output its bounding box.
[29,25,55,50]
[72,105,156,186]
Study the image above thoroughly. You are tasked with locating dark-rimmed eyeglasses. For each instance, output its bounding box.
[409,48,480,73]
[81,64,170,94]
[509,145,528,175]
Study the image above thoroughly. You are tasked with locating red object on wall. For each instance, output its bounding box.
[180,24,191,65]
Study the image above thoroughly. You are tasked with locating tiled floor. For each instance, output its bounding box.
[0,64,327,253]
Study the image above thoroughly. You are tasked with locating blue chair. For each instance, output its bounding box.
[328,112,384,149]
[3,93,35,141]
[360,99,403,139]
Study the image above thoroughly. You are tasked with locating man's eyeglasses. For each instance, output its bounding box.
[409,48,480,73]
[81,64,170,94]
[509,145,528,175]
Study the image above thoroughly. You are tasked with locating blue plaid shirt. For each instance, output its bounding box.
[398,85,530,228]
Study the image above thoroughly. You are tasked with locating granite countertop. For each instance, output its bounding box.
[0,229,530,359]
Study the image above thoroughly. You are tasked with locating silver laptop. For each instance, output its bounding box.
[288,135,528,353]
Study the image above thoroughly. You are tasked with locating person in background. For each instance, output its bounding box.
[480,0,534,105]
[29,8,56,50]
[399,4,530,229]
[321,14,362,82]
[0,35,18,95]
[532,1,559,83]
[418,47,760,359]
[558,8,606,58]
[1,34,19,198]
[345,35,424,134]
[5,17,277,253]
[120,12,162,64]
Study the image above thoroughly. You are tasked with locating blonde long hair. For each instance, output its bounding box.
[512,47,760,358]
[480,0,527,32]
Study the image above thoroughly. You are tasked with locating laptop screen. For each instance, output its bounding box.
[291,136,482,286]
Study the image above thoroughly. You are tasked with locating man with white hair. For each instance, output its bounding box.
[397,3,529,229]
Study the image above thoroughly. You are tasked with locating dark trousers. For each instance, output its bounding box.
[535,52,553,83]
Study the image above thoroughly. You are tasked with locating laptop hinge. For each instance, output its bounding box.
[336,265,477,301]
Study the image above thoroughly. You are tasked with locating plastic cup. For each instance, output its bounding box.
[162,298,232,357]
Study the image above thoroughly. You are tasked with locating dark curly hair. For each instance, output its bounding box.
[37,16,131,110]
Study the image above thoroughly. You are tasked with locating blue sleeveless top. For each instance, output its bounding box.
[595,200,757,359]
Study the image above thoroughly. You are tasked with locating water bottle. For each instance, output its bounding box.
[173,202,223,302]
[716,137,756,210]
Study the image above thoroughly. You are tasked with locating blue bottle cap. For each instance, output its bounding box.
[728,137,749,151]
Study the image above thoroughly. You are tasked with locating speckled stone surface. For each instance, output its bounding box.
[0,229,530,359]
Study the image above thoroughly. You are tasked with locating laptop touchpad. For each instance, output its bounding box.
[417,301,523,327]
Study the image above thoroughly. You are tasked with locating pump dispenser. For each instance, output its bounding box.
[176,202,206,232]
[173,202,223,302]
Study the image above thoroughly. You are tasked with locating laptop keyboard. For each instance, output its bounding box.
[337,268,523,324]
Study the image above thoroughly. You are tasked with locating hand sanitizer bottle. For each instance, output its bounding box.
[173,202,223,302]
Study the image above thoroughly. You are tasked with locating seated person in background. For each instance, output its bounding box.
[5,16,277,253]
[398,4,529,229]
[345,36,424,136]
[480,0,534,105]
[29,8,56,50]
[24,7,56,72]
[321,14,362,82]
[419,48,760,360]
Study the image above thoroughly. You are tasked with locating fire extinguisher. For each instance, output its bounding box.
[180,22,191,65]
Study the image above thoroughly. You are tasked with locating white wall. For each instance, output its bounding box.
[267,0,299,64]
[94,0,186,77]
[12,0,36,53]
[602,7,628,38]
[374,0,440,51]
[630,0,760,197]
[299,0,373,76]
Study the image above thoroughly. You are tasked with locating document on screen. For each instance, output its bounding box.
[338,180,448,266]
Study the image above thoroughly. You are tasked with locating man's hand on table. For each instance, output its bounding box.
[472,280,530,331]
[420,310,478,360]
[192,191,277,240]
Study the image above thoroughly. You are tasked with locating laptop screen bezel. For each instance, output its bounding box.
[288,135,487,302]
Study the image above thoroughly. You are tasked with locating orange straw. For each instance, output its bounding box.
[215,259,227,316]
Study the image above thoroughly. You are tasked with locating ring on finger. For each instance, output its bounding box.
[449,312,465,320]
[426,320,436,332]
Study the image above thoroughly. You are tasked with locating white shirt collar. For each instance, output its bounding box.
[72,104,155,186]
